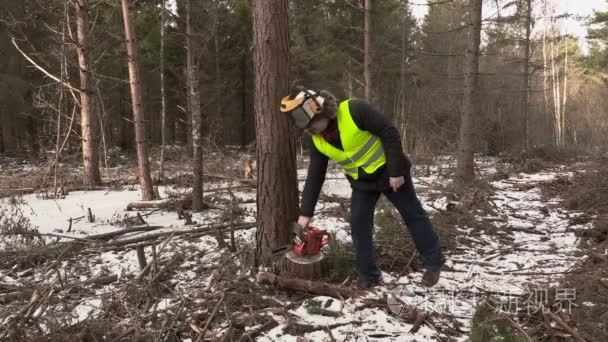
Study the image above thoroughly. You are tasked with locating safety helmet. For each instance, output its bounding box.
[280,89,325,129]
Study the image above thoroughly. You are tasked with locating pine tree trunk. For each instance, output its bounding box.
[562,32,568,148]
[521,0,531,155]
[542,0,550,136]
[550,27,561,148]
[363,0,372,101]
[120,0,156,201]
[400,4,408,146]
[252,0,298,266]
[158,0,167,181]
[214,18,222,121]
[1,112,15,155]
[187,0,204,211]
[74,0,101,186]
[177,0,193,153]
[0,123,4,154]
[455,0,482,191]
[241,54,248,148]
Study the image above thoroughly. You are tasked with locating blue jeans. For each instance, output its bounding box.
[350,176,445,281]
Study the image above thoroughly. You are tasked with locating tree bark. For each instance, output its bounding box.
[178,0,193,154]
[240,54,250,148]
[277,251,329,280]
[521,0,531,155]
[550,26,562,148]
[1,110,16,155]
[562,31,569,148]
[363,0,372,101]
[120,0,156,201]
[186,0,204,211]
[455,0,482,190]
[252,0,298,266]
[214,17,222,121]
[74,0,101,186]
[542,0,550,135]
[158,0,167,181]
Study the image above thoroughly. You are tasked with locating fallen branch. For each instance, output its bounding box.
[256,272,364,298]
[87,225,165,241]
[136,234,174,281]
[194,293,225,342]
[0,275,118,305]
[543,310,587,342]
[104,222,256,248]
[126,201,173,211]
[285,320,363,335]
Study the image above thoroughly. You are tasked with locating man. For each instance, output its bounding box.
[280,88,445,288]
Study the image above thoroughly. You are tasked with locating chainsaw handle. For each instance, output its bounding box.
[321,232,331,246]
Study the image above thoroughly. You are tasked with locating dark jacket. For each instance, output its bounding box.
[300,99,412,217]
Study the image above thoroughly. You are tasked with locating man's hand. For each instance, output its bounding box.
[389,176,405,192]
[298,215,311,228]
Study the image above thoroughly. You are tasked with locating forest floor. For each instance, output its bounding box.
[0,147,606,341]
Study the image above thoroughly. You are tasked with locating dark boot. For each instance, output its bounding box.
[421,268,441,287]
[356,277,381,290]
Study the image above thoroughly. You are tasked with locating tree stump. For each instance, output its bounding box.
[275,251,329,280]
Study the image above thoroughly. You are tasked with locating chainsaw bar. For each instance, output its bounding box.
[270,222,304,256]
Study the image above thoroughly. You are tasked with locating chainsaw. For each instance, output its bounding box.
[272,222,331,257]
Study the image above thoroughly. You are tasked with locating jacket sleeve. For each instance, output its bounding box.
[349,100,411,177]
[300,140,329,217]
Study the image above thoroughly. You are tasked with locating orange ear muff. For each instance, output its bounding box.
[280,95,304,112]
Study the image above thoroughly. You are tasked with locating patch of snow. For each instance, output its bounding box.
[72,298,102,322]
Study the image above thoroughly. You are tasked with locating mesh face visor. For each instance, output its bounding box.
[290,106,313,129]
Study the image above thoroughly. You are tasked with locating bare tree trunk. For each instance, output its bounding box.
[455,0,482,191]
[521,0,531,155]
[363,0,372,101]
[562,31,568,148]
[158,0,167,181]
[120,0,156,201]
[0,126,4,154]
[55,0,68,194]
[400,3,407,146]
[177,0,193,153]
[74,0,101,186]
[252,0,298,266]
[348,60,354,98]
[550,25,562,148]
[240,55,248,147]
[542,0,550,135]
[214,17,222,121]
[186,0,204,211]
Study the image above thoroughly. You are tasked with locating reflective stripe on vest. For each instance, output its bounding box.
[336,135,379,167]
[311,99,386,180]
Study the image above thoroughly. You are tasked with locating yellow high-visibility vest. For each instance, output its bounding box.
[312,99,386,180]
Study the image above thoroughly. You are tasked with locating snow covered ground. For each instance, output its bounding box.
[0,158,591,341]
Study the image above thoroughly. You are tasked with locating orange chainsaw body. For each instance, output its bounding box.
[293,226,331,257]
